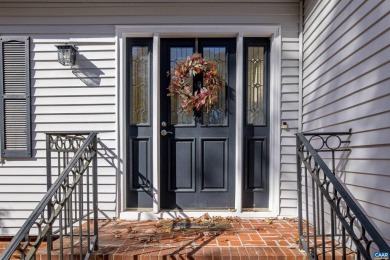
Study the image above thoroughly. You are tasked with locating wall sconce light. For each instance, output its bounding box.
[56,44,77,66]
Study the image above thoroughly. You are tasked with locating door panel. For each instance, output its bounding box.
[160,38,236,209]
[130,138,150,189]
[245,138,267,190]
[168,138,196,192]
[201,138,228,191]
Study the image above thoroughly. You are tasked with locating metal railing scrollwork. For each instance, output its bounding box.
[296,131,390,260]
[1,132,98,260]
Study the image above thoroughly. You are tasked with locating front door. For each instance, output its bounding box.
[126,36,270,210]
[160,38,236,209]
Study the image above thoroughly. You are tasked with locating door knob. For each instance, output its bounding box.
[161,129,173,136]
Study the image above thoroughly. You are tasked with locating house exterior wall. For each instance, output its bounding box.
[302,0,390,244]
[0,1,300,235]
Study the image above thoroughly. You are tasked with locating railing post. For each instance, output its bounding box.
[46,134,52,190]
[296,135,303,250]
[46,133,52,260]
[93,134,99,251]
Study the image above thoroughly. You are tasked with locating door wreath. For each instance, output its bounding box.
[167,53,223,113]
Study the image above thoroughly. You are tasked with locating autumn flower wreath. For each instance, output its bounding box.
[168,53,222,113]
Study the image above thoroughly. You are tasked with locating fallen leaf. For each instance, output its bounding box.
[145,228,156,234]
[111,230,121,235]
[200,213,210,220]
[137,236,151,242]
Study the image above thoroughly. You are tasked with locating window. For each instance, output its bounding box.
[245,38,269,126]
[0,36,31,158]
[127,38,152,126]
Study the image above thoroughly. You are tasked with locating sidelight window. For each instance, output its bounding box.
[245,39,268,126]
[128,38,152,125]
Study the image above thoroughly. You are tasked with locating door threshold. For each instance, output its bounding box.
[120,209,276,220]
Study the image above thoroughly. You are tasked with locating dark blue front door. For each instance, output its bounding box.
[160,38,236,209]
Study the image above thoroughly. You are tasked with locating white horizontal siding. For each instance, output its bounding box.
[280,34,300,216]
[303,63,390,115]
[32,78,115,87]
[303,0,390,245]
[303,93,390,128]
[0,31,117,235]
[0,2,298,16]
[0,1,300,235]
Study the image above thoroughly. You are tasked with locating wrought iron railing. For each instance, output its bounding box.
[296,131,390,260]
[1,132,98,260]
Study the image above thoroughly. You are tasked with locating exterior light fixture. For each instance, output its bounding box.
[56,44,77,66]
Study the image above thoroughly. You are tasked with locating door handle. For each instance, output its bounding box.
[161,129,173,136]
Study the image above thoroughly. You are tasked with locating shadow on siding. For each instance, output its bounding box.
[71,54,104,87]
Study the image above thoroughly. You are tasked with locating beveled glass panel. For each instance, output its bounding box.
[247,46,265,125]
[202,47,227,125]
[130,46,149,124]
[170,47,194,125]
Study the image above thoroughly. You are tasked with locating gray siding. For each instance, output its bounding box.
[0,37,117,234]
[302,0,390,244]
[280,37,300,216]
[0,1,300,234]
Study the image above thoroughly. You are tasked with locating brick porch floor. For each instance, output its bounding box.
[88,218,307,259]
[4,217,355,259]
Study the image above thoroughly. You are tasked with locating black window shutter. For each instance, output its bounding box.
[0,36,31,158]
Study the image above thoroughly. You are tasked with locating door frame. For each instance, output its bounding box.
[116,25,282,217]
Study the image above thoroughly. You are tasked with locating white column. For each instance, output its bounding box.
[115,29,124,217]
[235,34,244,212]
[269,28,282,215]
[152,34,161,213]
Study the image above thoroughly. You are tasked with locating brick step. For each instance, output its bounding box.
[34,245,355,260]
[4,219,356,260]
[91,245,307,259]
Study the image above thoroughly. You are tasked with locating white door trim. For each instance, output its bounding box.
[116,25,281,218]
[152,34,161,213]
[234,34,244,212]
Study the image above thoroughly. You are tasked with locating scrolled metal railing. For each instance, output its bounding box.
[296,131,390,260]
[1,132,98,260]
